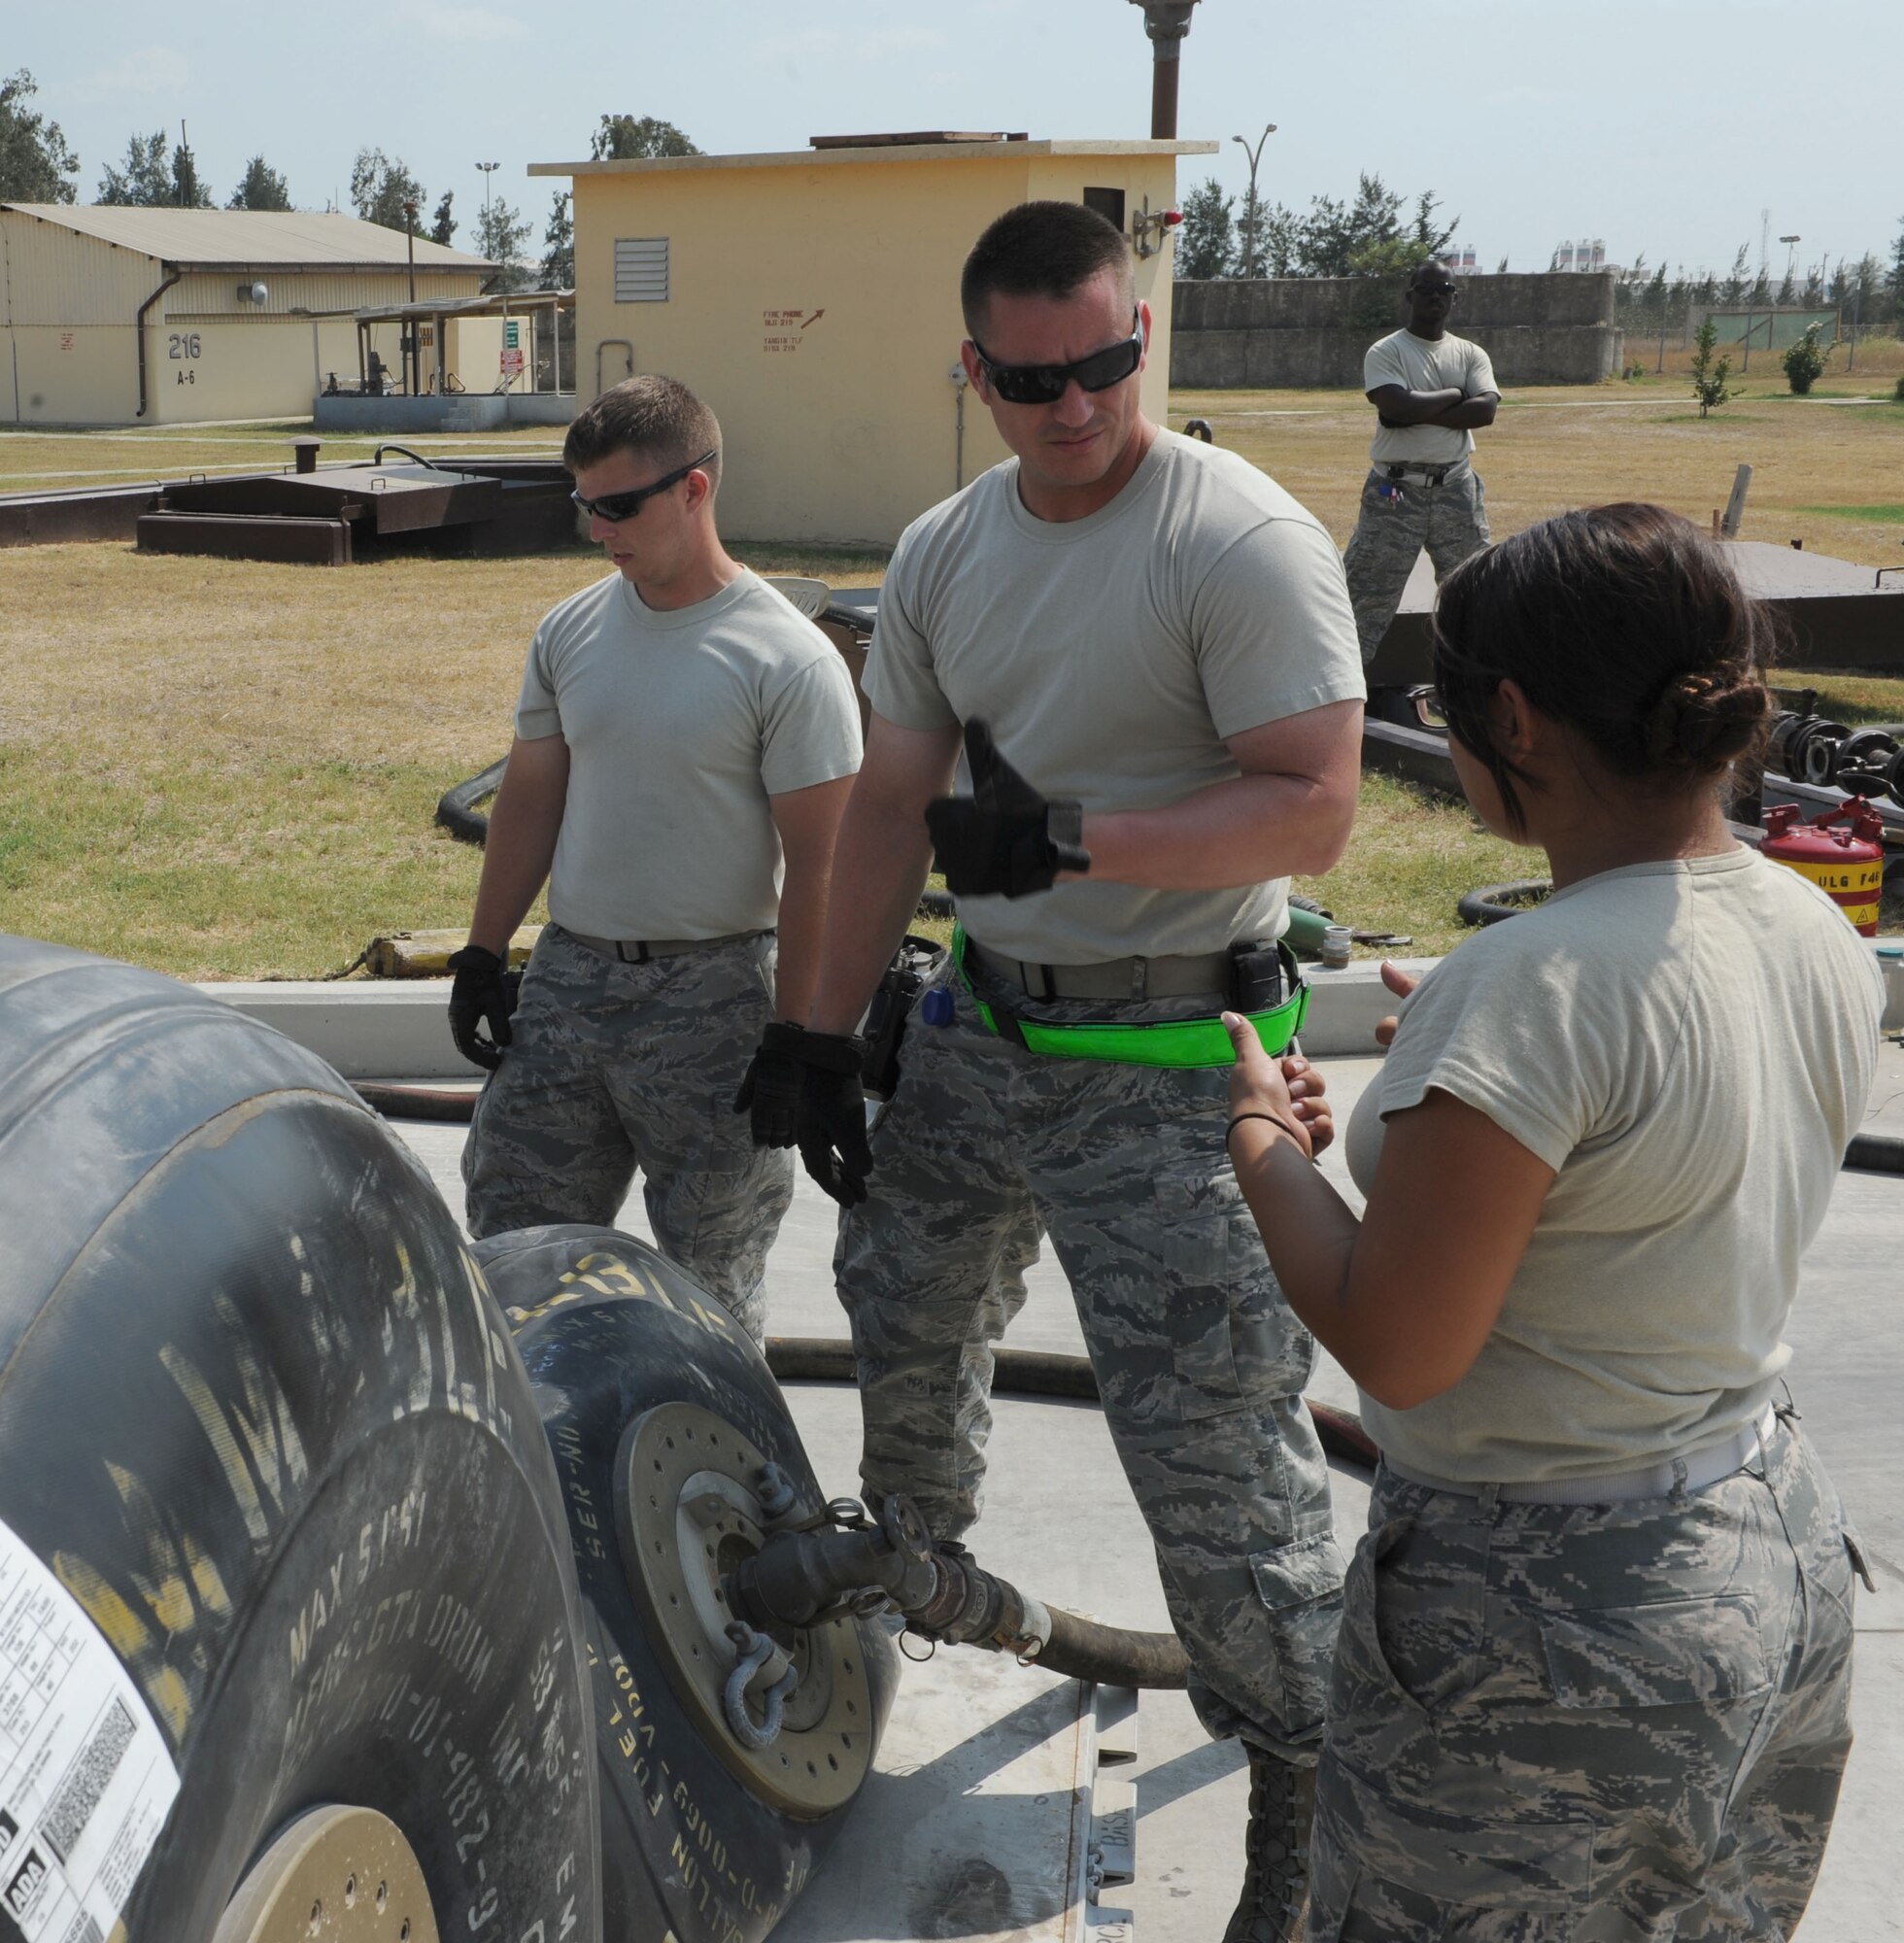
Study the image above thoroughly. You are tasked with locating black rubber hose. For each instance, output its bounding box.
[372,442,441,469]
[355,1093,1902,1189]
[1040,1605,1189,1687]
[353,1081,485,1122]
[436,756,508,845]
[765,1338,1381,1473]
[1844,1131,1904,1176]
[1457,878,1552,927]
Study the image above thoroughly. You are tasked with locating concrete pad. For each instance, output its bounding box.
[380,1038,1901,1940]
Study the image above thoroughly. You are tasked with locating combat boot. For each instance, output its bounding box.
[1222,1751,1315,1943]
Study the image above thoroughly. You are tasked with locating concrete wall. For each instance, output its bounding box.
[312,391,575,433]
[549,143,1201,545]
[1172,272,1623,388]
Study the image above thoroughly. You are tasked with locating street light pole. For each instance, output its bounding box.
[1231,123,1276,279]
[402,197,419,396]
[476,160,499,256]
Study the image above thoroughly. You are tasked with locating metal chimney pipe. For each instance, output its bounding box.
[1129,0,1201,139]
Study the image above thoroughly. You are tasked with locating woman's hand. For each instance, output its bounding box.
[1222,1013,1314,1161]
[1374,960,1420,1049]
[1282,1052,1334,1156]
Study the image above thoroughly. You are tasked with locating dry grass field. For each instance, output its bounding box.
[1173,364,1904,570]
[2,378,1899,978]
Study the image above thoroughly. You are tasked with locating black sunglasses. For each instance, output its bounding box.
[571,450,718,522]
[969,315,1143,405]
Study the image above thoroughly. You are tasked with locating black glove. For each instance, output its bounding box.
[732,1020,805,1148]
[924,720,1091,900]
[446,943,517,1072]
[781,1028,873,1208]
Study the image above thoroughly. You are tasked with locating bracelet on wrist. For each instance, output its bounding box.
[1226,1109,1308,1150]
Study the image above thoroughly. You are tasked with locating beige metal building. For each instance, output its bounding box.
[0,205,493,426]
[528,136,1214,544]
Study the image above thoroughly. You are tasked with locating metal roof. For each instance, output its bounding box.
[530,137,1218,177]
[0,203,493,272]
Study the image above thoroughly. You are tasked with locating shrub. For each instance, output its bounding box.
[1781,324,1829,395]
[1690,318,1736,418]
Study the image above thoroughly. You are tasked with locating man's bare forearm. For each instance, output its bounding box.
[806,797,935,1037]
[1080,770,1355,890]
[1423,395,1497,430]
[1372,385,1463,426]
[772,854,830,1025]
[467,749,567,954]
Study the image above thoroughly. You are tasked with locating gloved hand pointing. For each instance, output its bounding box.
[445,943,518,1072]
[924,720,1091,900]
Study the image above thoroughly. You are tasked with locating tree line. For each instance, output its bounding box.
[1174,172,1459,280]
[0,70,697,293]
[1609,240,1904,342]
[1177,158,1904,339]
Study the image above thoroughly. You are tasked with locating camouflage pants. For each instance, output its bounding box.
[836,952,1343,1757]
[1342,464,1490,664]
[1309,1409,1858,1939]
[462,922,793,1342]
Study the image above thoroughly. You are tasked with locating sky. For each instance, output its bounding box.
[6,0,1898,283]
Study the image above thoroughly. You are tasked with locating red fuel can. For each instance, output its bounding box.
[1761,798,1887,936]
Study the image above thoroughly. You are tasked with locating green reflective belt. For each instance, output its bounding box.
[952,923,1309,1069]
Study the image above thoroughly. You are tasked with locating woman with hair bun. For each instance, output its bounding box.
[1222,503,1886,1938]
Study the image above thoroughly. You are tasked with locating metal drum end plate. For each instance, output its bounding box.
[213,1806,439,1943]
[616,1401,875,1817]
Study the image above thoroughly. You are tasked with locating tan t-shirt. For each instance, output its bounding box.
[1343,848,1884,1483]
[515,569,863,938]
[865,430,1365,963]
[1364,327,1498,468]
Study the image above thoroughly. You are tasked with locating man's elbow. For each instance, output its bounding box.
[1289,760,1363,874]
[1474,396,1500,426]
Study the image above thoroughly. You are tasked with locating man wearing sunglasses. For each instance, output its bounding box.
[1343,264,1499,666]
[448,375,862,1344]
[762,201,1364,1941]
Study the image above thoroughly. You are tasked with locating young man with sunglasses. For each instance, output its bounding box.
[447,375,862,1342]
[760,201,1365,1941]
[1343,263,1499,665]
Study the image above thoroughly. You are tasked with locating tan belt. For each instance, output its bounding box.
[562,925,769,965]
[1383,1408,1778,1506]
[964,937,1235,1002]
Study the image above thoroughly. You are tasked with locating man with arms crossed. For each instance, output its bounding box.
[448,376,862,1344]
[1342,262,1498,665]
[761,203,1364,1940]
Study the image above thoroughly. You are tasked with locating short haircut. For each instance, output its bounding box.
[1409,262,1456,290]
[1432,503,1777,831]
[961,201,1135,337]
[563,373,722,490]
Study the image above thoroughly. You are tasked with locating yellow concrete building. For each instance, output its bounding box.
[0,205,493,426]
[529,136,1214,544]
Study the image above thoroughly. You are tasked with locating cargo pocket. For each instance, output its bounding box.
[1539,1594,1772,1711]
[1248,1529,1346,1740]
[1153,1171,1306,1422]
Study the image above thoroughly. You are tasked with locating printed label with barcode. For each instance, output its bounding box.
[0,1518,180,1943]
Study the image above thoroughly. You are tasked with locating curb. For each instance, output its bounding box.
[197,957,1441,1077]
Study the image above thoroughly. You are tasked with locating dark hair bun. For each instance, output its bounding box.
[1644,668,1771,771]
[1430,503,1783,828]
